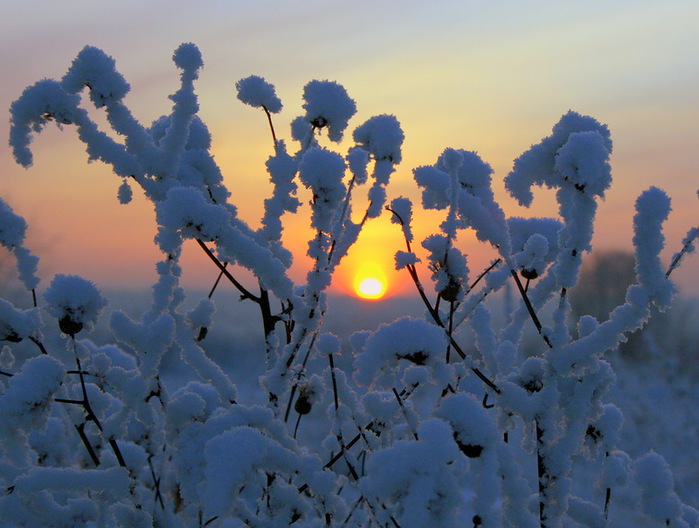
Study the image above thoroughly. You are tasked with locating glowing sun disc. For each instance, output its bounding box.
[356,277,386,300]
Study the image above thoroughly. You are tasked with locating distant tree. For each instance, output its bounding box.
[569,250,685,362]
[570,250,636,323]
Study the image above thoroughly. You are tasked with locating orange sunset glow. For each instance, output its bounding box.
[0,1,696,298]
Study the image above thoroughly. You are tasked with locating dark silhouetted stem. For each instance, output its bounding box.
[511,270,552,349]
[262,105,277,145]
[75,422,100,467]
[536,421,547,528]
[329,353,339,412]
[195,239,258,302]
[28,336,48,355]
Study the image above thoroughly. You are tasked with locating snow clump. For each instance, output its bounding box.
[353,114,404,163]
[302,80,356,142]
[0,197,40,290]
[44,274,107,335]
[236,75,283,113]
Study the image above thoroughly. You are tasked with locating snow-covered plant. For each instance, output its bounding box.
[0,44,697,528]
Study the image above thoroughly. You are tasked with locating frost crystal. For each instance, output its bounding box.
[172,42,203,72]
[9,80,81,167]
[302,80,356,142]
[506,110,612,207]
[236,75,282,113]
[2,43,696,528]
[298,147,346,232]
[44,274,107,335]
[61,45,130,108]
[0,299,41,343]
[0,355,65,432]
[353,114,404,163]
[0,199,41,290]
[0,197,28,249]
[117,179,133,204]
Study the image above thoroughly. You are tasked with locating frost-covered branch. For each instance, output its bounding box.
[1,44,697,528]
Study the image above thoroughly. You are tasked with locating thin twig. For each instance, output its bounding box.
[603,451,612,520]
[665,225,698,278]
[262,106,277,145]
[283,332,319,423]
[465,258,501,296]
[536,421,547,528]
[68,342,127,468]
[75,423,100,467]
[28,336,48,355]
[207,263,227,299]
[446,299,455,363]
[387,206,501,394]
[148,456,165,510]
[392,388,418,441]
[510,270,552,349]
[328,353,340,412]
[293,413,303,439]
[195,239,259,302]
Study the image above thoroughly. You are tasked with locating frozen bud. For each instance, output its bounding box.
[316,332,341,357]
[117,179,133,204]
[394,250,419,271]
[436,148,493,198]
[294,393,312,415]
[302,80,356,142]
[347,146,369,185]
[0,355,65,430]
[236,75,282,113]
[554,130,612,197]
[437,393,499,458]
[61,45,130,108]
[506,110,612,207]
[390,197,412,225]
[515,233,550,280]
[440,148,463,172]
[291,116,313,143]
[44,274,107,336]
[172,42,203,72]
[413,165,450,210]
[508,216,562,276]
[0,198,28,249]
[294,375,323,415]
[354,317,446,388]
[0,299,41,343]
[390,197,414,242]
[518,356,546,394]
[352,114,404,163]
[10,79,80,167]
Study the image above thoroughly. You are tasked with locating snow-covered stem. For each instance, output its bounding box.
[666,224,698,278]
[1,45,697,528]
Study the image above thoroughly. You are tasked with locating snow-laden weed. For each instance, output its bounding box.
[0,44,697,527]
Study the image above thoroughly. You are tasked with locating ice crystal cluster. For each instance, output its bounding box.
[0,43,697,528]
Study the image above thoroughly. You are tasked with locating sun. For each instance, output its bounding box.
[356,277,386,300]
[353,263,388,300]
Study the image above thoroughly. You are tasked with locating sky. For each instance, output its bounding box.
[0,0,697,300]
